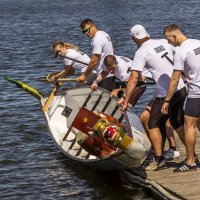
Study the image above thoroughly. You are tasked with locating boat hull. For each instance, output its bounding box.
[41,87,151,171]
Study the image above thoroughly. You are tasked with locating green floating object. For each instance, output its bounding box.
[4,75,43,100]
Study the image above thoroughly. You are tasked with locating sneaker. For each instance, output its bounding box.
[180,154,200,166]
[140,150,154,169]
[144,157,167,171]
[144,158,158,171]
[157,157,167,169]
[174,163,197,173]
[163,148,180,161]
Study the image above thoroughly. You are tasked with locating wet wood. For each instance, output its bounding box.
[123,129,200,200]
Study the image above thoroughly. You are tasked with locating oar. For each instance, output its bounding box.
[35,77,78,83]
[55,51,88,66]
[4,75,43,100]
[42,82,62,112]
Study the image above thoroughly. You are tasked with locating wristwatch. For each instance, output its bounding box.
[93,80,99,84]
[164,99,170,103]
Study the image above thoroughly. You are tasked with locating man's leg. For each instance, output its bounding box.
[175,125,185,145]
[140,99,154,138]
[163,120,181,160]
[149,128,162,157]
[144,98,167,170]
[184,115,198,165]
[173,97,200,172]
[140,108,151,137]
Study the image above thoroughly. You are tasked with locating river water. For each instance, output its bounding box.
[1,0,200,199]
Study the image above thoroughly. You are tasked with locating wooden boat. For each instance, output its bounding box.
[5,76,151,171]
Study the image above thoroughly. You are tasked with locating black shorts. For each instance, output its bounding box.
[168,87,187,129]
[98,76,117,92]
[143,98,154,113]
[148,98,168,129]
[184,97,200,118]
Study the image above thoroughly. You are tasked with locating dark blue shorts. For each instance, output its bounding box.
[184,97,200,118]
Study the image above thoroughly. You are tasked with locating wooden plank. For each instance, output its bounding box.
[123,129,200,200]
[42,83,62,112]
[75,147,83,156]
[101,97,112,112]
[63,125,73,141]
[68,138,77,150]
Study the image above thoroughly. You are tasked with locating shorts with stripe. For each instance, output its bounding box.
[184,97,200,118]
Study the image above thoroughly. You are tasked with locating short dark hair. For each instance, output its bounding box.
[104,55,117,69]
[80,19,94,29]
[163,24,181,35]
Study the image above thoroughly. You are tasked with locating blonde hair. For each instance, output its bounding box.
[53,41,79,50]
[163,24,181,35]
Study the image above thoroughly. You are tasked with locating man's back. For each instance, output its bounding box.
[132,39,184,97]
[92,31,113,73]
[174,38,200,98]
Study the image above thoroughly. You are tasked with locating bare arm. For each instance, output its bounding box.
[165,70,182,101]
[51,65,75,81]
[77,54,100,82]
[84,54,101,77]
[96,70,109,82]
[91,70,109,90]
[161,70,182,114]
[121,70,139,112]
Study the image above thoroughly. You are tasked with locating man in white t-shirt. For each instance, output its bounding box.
[121,24,187,171]
[162,24,200,172]
[77,19,116,91]
[91,55,147,107]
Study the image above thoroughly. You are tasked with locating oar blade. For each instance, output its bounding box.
[4,75,43,100]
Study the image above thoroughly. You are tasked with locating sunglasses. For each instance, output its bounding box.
[82,25,93,34]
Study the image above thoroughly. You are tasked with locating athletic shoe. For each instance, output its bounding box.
[163,148,180,161]
[180,154,200,166]
[157,157,167,169]
[144,157,167,171]
[173,163,197,173]
[144,158,158,171]
[140,150,154,169]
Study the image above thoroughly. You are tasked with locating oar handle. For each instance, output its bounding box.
[56,78,77,82]
[58,53,89,66]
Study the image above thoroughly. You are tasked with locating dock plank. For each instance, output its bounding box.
[123,129,200,200]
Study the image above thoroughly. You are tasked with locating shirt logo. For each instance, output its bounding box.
[107,36,111,41]
[154,45,165,53]
[194,47,200,55]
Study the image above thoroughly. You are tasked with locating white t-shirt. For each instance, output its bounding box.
[131,39,185,98]
[103,55,152,82]
[174,39,200,98]
[64,49,91,73]
[114,56,132,81]
[92,31,113,73]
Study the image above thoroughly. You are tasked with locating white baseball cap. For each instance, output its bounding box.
[130,24,150,39]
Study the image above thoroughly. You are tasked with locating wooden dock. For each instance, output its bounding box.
[122,130,200,200]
